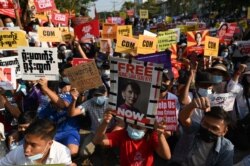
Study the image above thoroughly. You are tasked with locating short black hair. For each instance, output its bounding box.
[122,81,141,95]
[204,106,231,126]
[18,111,37,125]
[24,118,56,140]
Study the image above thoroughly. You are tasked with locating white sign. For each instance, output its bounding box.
[208,93,236,112]
[0,56,21,79]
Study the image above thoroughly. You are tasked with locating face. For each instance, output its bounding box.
[18,123,30,133]
[4,18,13,25]
[196,33,202,45]
[122,85,138,107]
[23,134,52,158]
[218,25,227,37]
[201,116,227,137]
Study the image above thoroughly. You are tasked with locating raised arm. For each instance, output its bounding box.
[68,88,83,117]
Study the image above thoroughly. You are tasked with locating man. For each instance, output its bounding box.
[0,118,73,165]
[170,99,234,166]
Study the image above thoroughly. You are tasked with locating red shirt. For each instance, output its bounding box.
[107,129,159,166]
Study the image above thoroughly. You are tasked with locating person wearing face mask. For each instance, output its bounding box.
[170,101,234,166]
[93,109,172,166]
[4,17,15,28]
[0,118,74,165]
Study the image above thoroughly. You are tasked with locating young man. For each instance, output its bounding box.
[0,118,73,165]
[171,98,234,166]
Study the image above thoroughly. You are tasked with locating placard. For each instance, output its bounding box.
[217,22,237,44]
[109,57,163,128]
[64,61,103,93]
[34,0,56,13]
[18,47,59,80]
[186,30,209,55]
[100,38,112,54]
[106,17,125,25]
[208,93,236,112]
[234,41,250,57]
[115,35,138,54]
[0,30,28,50]
[0,56,21,79]
[51,12,69,26]
[140,9,148,19]
[38,27,62,42]
[0,0,14,9]
[102,23,117,39]
[0,67,16,90]
[117,25,132,38]
[204,36,219,57]
[72,58,92,66]
[157,29,177,51]
[74,19,100,40]
[156,100,177,131]
[137,35,157,54]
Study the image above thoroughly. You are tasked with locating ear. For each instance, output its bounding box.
[47,140,53,148]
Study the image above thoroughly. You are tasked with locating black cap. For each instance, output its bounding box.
[58,81,70,89]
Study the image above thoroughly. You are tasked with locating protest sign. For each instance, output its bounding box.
[186,30,208,55]
[72,58,91,66]
[0,67,16,90]
[18,47,59,80]
[109,57,163,128]
[100,39,112,54]
[117,25,132,38]
[74,19,100,40]
[204,36,219,57]
[208,93,236,112]
[102,23,117,39]
[234,40,250,57]
[143,30,157,37]
[51,12,69,26]
[0,0,13,9]
[38,27,62,42]
[34,0,56,13]
[0,56,21,79]
[137,35,157,54]
[106,17,125,25]
[34,13,48,21]
[126,9,134,16]
[0,30,28,50]
[115,35,138,54]
[217,22,236,44]
[157,29,177,51]
[156,100,177,131]
[64,61,103,93]
[140,9,148,19]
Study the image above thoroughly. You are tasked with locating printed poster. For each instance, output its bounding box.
[0,67,16,90]
[208,93,236,112]
[18,47,59,80]
[204,36,219,57]
[100,39,113,54]
[74,19,100,40]
[64,61,103,93]
[140,10,148,19]
[109,57,163,128]
[0,30,28,50]
[38,27,62,42]
[102,23,117,39]
[116,25,132,38]
[106,17,125,25]
[156,100,177,131]
[0,0,14,9]
[0,56,21,79]
[34,0,56,13]
[51,12,69,26]
[115,35,138,54]
[217,22,237,44]
[157,29,177,51]
[137,35,157,55]
[187,30,209,55]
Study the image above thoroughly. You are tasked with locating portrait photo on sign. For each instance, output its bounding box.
[117,77,151,116]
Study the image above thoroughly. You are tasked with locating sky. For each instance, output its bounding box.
[88,0,131,18]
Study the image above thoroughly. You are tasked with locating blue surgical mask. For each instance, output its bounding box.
[94,96,107,106]
[198,88,213,97]
[27,143,48,162]
[6,22,14,27]
[126,125,145,140]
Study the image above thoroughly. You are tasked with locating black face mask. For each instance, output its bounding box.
[199,126,218,143]
[160,84,168,92]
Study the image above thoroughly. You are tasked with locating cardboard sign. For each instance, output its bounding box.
[0,67,16,90]
[0,56,21,79]
[208,93,236,112]
[102,23,117,39]
[106,17,125,25]
[0,30,28,50]
[157,29,177,51]
[34,0,56,13]
[137,35,157,54]
[117,25,132,38]
[156,100,177,131]
[74,19,100,40]
[115,35,138,54]
[109,57,163,128]
[38,27,62,42]
[204,36,219,57]
[140,10,148,19]
[64,61,103,93]
[18,47,59,80]
[51,12,69,26]
[0,0,13,9]
[100,39,112,54]
[72,58,91,66]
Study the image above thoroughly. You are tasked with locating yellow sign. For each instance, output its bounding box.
[38,27,62,42]
[0,30,28,50]
[115,35,138,54]
[157,30,177,51]
[137,35,157,54]
[102,23,117,39]
[117,25,132,38]
[204,36,219,57]
[165,16,172,23]
[140,10,149,19]
[119,12,127,19]
[248,7,250,19]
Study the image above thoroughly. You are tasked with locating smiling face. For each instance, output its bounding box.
[122,84,139,107]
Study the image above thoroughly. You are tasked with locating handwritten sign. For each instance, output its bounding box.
[117,25,132,38]
[115,35,138,54]
[51,13,69,26]
[156,100,177,131]
[34,0,56,13]
[64,61,103,93]
[204,36,219,57]
[208,93,236,112]
[157,29,177,51]
[0,67,16,90]
[0,30,28,50]
[102,23,117,39]
[137,35,157,54]
[18,47,59,80]
[140,10,148,19]
[38,27,62,42]
[0,56,21,79]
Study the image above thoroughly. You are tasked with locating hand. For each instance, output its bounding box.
[103,108,114,124]
[191,97,210,112]
[154,120,172,138]
[38,77,48,89]
[238,64,247,73]
[190,61,198,77]
[70,88,79,101]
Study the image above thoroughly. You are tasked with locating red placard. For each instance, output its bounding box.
[217,22,237,45]
[51,12,69,26]
[106,17,125,25]
[34,0,56,13]
[72,58,92,66]
[0,0,13,9]
[126,9,134,16]
[74,19,100,40]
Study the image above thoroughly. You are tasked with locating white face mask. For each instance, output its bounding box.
[198,88,213,97]
[27,143,49,162]
[6,22,14,27]
[126,125,145,140]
